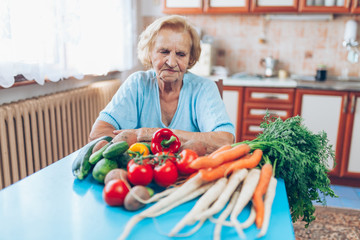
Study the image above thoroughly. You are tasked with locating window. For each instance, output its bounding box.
[0,0,137,88]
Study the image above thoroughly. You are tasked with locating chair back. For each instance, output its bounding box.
[215,79,223,99]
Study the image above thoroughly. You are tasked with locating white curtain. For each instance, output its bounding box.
[0,0,137,88]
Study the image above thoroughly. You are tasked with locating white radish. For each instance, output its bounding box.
[196,169,248,222]
[118,173,206,240]
[213,186,241,240]
[168,177,228,237]
[257,177,277,238]
[230,168,261,238]
[147,182,214,217]
[240,205,256,229]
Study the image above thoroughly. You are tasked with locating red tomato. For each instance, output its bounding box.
[176,149,198,175]
[153,160,178,187]
[103,179,129,206]
[127,159,154,186]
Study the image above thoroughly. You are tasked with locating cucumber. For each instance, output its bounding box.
[115,152,131,169]
[72,136,113,180]
[92,158,118,184]
[89,142,112,165]
[103,141,129,159]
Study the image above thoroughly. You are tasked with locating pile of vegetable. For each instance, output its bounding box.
[72,114,337,239]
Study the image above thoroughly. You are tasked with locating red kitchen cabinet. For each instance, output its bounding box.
[340,92,360,183]
[162,0,249,14]
[298,0,351,13]
[251,0,299,13]
[294,89,360,187]
[223,86,244,142]
[351,0,360,13]
[241,87,295,141]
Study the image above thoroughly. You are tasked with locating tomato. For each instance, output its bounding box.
[103,179,129,206]
[153,160,178,187]
[127,159,154,186]
[176,149,198,175]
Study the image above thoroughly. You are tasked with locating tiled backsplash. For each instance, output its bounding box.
[143,15,360,78]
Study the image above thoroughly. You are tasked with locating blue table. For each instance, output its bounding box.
[0,151,295,240]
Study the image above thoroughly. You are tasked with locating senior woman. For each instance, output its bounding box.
[89,15,235,154]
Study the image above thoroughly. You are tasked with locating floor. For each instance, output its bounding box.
[313,184,360,210]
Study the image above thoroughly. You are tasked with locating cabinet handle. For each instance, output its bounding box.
[343,95,348,113]
[350,95,356,114]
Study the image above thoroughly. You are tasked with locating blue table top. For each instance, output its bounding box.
[0,151,295,240]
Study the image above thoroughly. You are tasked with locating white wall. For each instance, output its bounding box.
[140,0,164,17]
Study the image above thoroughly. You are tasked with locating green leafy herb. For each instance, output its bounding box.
[233,113,337,227]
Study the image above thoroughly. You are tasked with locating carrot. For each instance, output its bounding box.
[199,154,252,182]
[225,149,263,174]
[253,162,273,228]
[190,144,250,169]
[257,177,277,238]
[208,144,232,157]
[199,161,233,182]
[188,156,212,169]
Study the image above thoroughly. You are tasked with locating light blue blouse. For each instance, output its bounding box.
[97,70,235,136]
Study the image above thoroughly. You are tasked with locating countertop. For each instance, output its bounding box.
[209,75,360,91]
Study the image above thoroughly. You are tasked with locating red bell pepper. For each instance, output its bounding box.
[151,128,181,154]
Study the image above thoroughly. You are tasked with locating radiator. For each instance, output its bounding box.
[0,79,121,190]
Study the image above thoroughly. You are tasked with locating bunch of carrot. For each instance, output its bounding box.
[117,144,277,240]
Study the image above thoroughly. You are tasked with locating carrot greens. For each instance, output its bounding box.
[233,114,337,227]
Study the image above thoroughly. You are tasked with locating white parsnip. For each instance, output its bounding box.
[196,169,248,222]
[240,205,256,229]
[118,173,206,240]
[257,177,277,238]
[168,177,228,237]
[147,182,214,218]
[230,168,260,238]
[213,186,241,240]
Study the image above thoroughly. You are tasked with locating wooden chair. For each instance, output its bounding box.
[215,79,223,99]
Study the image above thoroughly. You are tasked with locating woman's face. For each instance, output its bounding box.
[150,27,192,84]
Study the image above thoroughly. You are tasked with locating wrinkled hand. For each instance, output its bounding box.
[113,128,158,143]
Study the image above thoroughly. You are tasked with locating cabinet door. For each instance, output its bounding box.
[223,86,244,142]
[251,0,299,12]
[341,92,360,179]
[299,0,351,12]
[294,89,348,176]
[204,0,249,13]
[351,0,360,13]
[162,0,203,14]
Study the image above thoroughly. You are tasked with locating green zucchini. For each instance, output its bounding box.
[89,142,112,165]
[102,141,129,159]
[72,136,112,180]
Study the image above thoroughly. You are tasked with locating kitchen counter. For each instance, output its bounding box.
[209,75,360,91]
